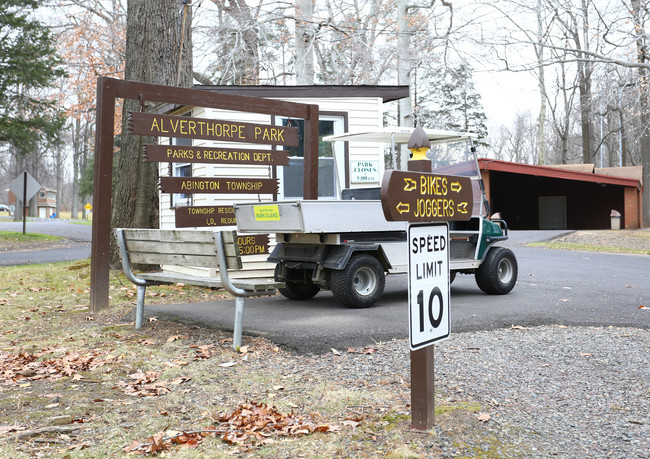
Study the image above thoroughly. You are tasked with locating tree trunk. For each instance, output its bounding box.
[536,0,547,165]
[110,0,193,262]
[397,0,414,171]
[632,0,650,226]
[55,144,63,218]
[295,0,315,85]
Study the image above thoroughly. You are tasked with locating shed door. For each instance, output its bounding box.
[539,196,566,229]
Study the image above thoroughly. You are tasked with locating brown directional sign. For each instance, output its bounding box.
[160,177,278,194]
[237,233,270,256]
[128,112,299,146]
[380,170,473,222]
[175,205,237,228]
[144,144,289,165]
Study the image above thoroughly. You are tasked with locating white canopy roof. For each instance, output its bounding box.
[323,127,477,144]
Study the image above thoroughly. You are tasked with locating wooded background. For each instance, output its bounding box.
[1,0,649,228]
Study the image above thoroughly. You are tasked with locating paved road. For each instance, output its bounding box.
[0,219,91,265]
[145,231,650,354]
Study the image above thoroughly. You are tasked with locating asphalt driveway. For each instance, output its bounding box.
[143,231,650,354]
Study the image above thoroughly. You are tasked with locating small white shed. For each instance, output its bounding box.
[156,85,409,277]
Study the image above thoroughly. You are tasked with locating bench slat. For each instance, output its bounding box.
[121,229,215,243]
[140,272,282,292]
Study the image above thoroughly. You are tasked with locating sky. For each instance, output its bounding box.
[474,69,540,129]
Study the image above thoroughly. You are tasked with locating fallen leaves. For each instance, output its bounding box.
[115,371,190,397]
[124,401,340,455]
[0,348,112,383]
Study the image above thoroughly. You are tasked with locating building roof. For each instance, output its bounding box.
[324,127,476,144]
[595,165,643,183]
[478,158,642,190]
[195,85,410,103]
[546,163,595,174]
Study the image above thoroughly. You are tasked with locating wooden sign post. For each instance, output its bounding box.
[380,157,473,430]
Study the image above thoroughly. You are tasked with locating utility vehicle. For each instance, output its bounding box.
[235,127,517,308]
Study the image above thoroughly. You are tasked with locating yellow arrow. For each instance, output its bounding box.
[450,181,462,193]
[457,202,469,214]
[403,178,417,192]
[396,202,410,214]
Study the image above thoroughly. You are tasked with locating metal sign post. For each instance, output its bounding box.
[9,171,41,234]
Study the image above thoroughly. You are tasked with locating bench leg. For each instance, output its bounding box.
[233,296,245,349]
[135,285,146,329]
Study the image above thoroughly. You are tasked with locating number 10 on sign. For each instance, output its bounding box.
[408,223,451,350]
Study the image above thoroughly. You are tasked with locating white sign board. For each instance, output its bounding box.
[407,223,450,350]
[9,171,40,203]
[350,160,380,183]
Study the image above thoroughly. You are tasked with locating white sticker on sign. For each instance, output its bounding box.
[407,223,450,350]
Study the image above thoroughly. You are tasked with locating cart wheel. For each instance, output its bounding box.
[475,247,518,294]
[331,253,385,308]
[275,265,320,300]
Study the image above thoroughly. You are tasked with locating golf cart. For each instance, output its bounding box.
[234,127,517,308]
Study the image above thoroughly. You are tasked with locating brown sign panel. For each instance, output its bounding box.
[160,177,278,195]
[128,112,299,146]
[144,144,289,166]
[175,205,237,228]
[380,170,473,222]
[237,233,270,256]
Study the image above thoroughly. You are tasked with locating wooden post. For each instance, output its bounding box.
[408,157,435,430]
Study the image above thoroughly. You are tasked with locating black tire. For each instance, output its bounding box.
[331,253,385,308]
[275,265,320,300]
[475,247,518,294]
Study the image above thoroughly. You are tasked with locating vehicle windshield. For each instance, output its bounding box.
[428,139,480,178]
[427,139,486,217]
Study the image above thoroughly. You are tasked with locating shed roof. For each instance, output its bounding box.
[195,85,410,103]
[478,158,642,190]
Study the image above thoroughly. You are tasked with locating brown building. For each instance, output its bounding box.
[8,187,57,218]
[479,159,643,230]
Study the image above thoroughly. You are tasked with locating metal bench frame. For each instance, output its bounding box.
[115,228,282,348]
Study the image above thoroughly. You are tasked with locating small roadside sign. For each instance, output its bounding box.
[84,203,93,211]
[407,223,450,350]
[9,171,40,203]
[380,170,473,222]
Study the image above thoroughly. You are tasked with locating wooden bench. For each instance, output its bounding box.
[115,228,283,348]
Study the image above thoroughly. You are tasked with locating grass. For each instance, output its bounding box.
[529,241,650,255]
[0,231,62,244]
[0,260,522,457]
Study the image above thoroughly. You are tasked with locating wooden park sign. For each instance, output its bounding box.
[91,78,319,313]
[160,177,278,194]
[237,233,270,256]
[175,205,236,228]
[144,144,289,166]
[129,112,299,146]
[380,170,473,222]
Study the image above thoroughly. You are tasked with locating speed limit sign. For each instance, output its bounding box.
[407,223,450,350]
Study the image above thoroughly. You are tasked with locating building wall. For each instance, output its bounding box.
[156,96,385,277]
[158,96,384,230]
[624,187,641,229]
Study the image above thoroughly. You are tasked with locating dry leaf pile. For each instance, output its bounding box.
[0,347,112,383]
[125,401,340,455]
